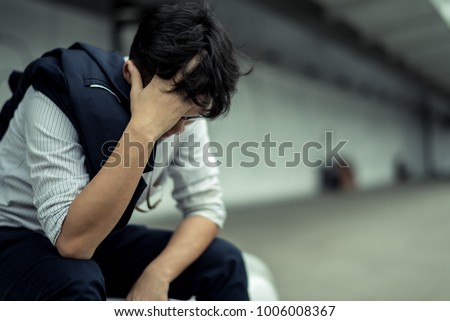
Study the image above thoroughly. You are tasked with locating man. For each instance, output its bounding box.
[0,2,249,300]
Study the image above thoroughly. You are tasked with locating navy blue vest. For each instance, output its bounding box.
[0,43,156,229]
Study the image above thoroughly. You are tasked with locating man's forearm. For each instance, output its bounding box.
[56,126,156,259]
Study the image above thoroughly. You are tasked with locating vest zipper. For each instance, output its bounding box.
[89,84,121,103]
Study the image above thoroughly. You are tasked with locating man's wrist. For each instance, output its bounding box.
[125,120,159,145]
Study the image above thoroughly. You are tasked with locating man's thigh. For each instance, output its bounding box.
[0,227,105,300]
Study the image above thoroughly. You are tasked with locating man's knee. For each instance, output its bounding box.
[192,238,249,300]
[203,238,247,275]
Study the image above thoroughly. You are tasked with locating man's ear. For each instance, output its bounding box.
[123,60,132,84]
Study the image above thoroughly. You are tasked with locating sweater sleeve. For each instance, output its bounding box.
[167,120,227,228]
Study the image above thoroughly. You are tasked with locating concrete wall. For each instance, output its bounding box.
[209,62,425,202]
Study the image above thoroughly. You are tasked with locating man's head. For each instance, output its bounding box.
[128,2,243,120]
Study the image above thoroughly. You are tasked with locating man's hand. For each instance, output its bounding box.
[126,264,171,301]
[126,60,198,141]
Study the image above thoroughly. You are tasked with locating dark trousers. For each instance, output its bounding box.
[0,225,249,300]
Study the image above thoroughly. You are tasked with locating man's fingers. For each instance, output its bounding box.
[173,54,202,83]
[128,60,143,94]
[142,54,202,94]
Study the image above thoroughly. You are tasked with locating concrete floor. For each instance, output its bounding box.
[141,181,450,300]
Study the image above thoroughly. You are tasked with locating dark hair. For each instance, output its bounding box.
[129,2,246,119]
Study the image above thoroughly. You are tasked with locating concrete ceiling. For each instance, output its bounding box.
[41,0,450,98]
[314,0,450,90]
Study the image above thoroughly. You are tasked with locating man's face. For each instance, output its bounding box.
[161,95,212,138]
